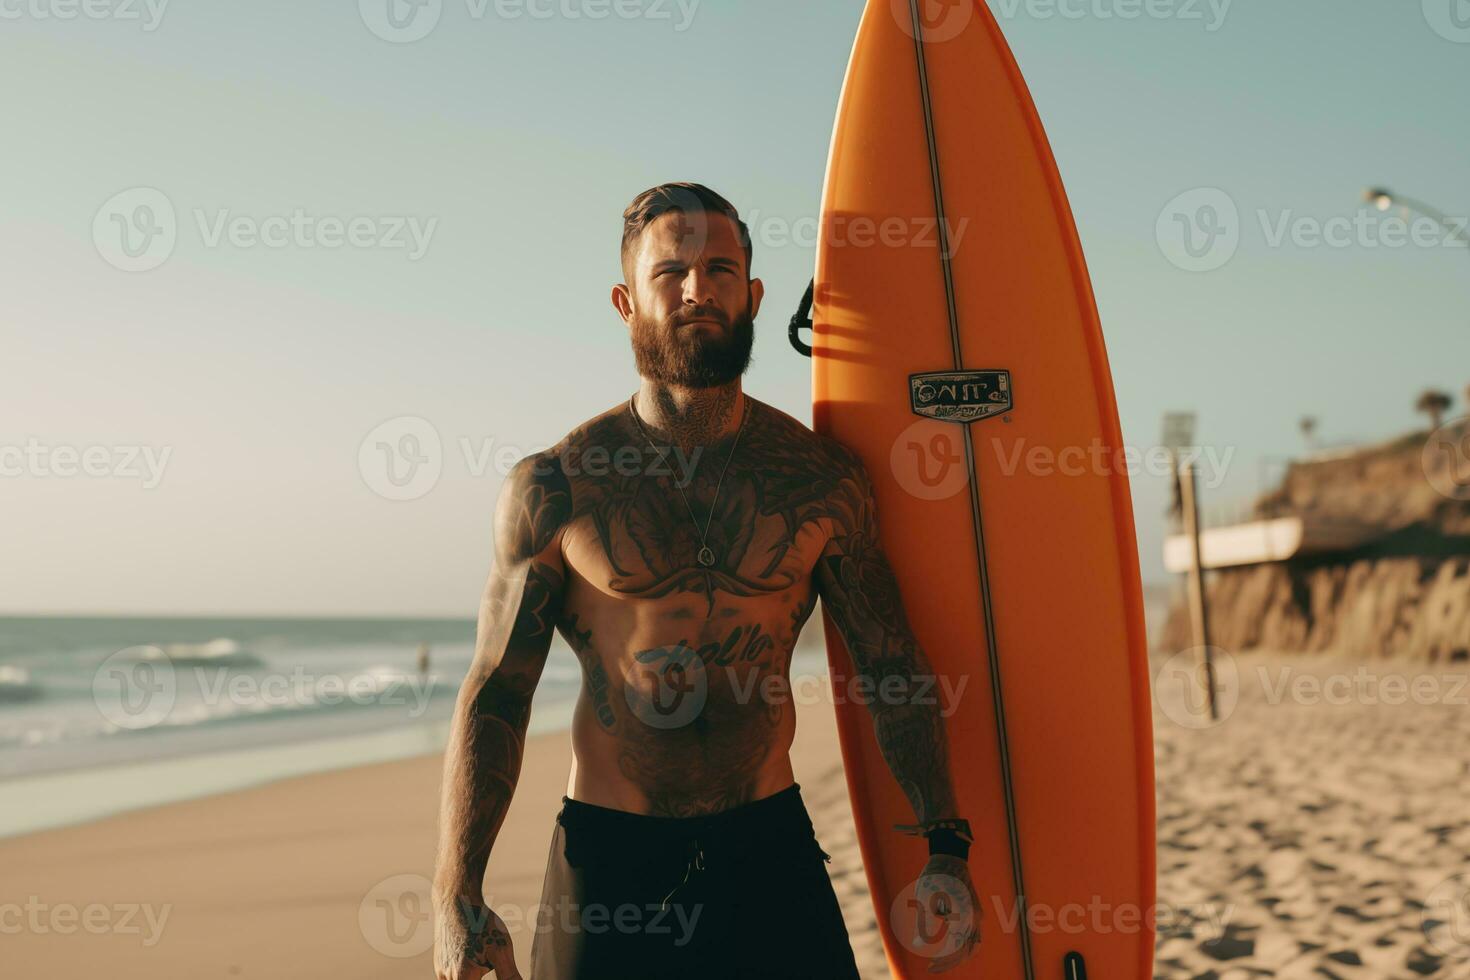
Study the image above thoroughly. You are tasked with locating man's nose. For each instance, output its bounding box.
[682,268,717,307]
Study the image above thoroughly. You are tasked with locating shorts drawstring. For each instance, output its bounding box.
[659,836,705,912]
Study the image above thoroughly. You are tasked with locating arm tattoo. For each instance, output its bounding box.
[815,448,958,825]
[434,454,572,910]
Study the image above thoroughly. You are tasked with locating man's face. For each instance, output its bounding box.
[614,209,764,389]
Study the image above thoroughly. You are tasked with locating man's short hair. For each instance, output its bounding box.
[620,182,753,279]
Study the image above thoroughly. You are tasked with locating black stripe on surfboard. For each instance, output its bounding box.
[904,4,1037,979]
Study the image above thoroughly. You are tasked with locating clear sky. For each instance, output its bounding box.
[4,0,1467,616]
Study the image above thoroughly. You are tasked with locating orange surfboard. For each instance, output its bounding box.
[808,2,1156,978]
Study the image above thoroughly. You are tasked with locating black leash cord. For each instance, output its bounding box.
[787,279,814,357]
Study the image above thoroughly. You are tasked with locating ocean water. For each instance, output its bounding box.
[0,615,831,837]
[0,615,589,836]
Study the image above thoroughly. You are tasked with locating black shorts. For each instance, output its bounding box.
[528,783,862,979]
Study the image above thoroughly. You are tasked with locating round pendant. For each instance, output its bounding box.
[697,546,716,568]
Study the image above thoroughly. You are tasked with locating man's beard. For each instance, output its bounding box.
[629,300,755,389]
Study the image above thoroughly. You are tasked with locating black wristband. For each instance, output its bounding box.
[926,827,971,861]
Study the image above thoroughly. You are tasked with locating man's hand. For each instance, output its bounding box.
[434,895,520,980]
[914,854,981,973]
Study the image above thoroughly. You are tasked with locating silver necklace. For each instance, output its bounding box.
[628,392,750,569]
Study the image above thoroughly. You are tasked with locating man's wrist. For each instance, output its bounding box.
[432,876,483,907]
[925,827,971,861]
[894,817,974,861]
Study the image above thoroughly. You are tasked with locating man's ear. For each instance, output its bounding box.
[748,278,766,321]
[611,283,634,324]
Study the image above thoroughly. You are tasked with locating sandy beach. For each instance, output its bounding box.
[5,651,1469,978]
[0,675,888,979]
[1151,650,1470,979]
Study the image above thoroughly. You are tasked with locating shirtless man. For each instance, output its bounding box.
[433,183,980,979]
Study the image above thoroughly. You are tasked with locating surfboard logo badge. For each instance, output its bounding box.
[909,370,1012,422]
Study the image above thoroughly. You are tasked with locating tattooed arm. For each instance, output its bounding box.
[813,445,958,825]
[814,445,980,970]
[434,453,571,980]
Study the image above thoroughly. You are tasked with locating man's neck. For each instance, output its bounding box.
[632,380,745,451]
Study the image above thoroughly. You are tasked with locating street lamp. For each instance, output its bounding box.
[1361,187,1470,248]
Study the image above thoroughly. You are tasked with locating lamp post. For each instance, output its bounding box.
[1362,187,1470,250]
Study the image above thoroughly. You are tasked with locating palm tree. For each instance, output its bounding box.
[1298,415,1318,450]
[1417,389,1453,430]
